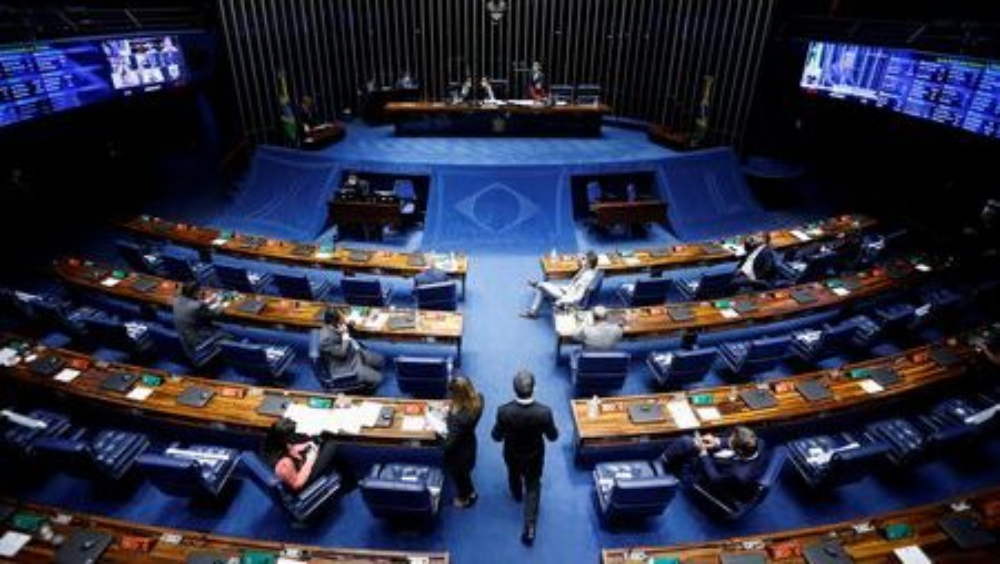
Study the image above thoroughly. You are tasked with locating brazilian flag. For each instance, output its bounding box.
[277,71,298,145]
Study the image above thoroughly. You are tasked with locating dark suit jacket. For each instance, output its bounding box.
[739,243,777,280]
[414,267,449,288]
[172,295,219,359]
[491,400,559,468]
[695,439,770,502]
[318,325,360,377]
[443,395,484,473]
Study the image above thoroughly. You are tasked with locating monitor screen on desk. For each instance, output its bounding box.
[800,40,999,138]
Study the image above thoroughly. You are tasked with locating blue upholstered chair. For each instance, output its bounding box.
[0,408,73,457]
[787,432,890,488]
[689,445,786,520]
[570,351,630,395]
[789,322,858,364]
[586,181,602,204]
[22,294,93,338]
[646,348,718,388]
[673,268,737,300]
[160,253,214,284]
[415,281,458,311]
[218,340,295,381]
[308,329,366,393]
[394,179,419,219]
[872,303,917,336]
[273,272,334,301]
[342,278,393,306]
[617,277,671,307]
[360,463,445,521]
[147,324,222,369]
[0,288,33,322]
[212,263,273,294]
[32,428,150,481]
[778,251,840,284]
[865,418,927,467]
[719,335,792,376]
[919,398,987,452]
[395,356,453,398]
[592,459,678,522]
[137,443,239,499]
[241,451,342,523]
[77,314,152,357]
[841,314,883,349]
[115,240,163,275]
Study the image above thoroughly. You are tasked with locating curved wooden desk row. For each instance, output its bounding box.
[54,258,463,352]
[0,497,449,563]
[571,327,992,452]
[602,486,1000,563]
[0,336,445,447]
[555,256,944,351]
[542,213,876,279]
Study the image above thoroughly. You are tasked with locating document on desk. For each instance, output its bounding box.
[401,415,426,432]
[893,546,932,564]
[859,379,885,394]
[719,308,740,320]
[54,368,81,383]
[696,406,722,422]
[790,229,811,242]
[357,401,383,428]
[554,313,579,336]
[101,277,122,287]
[0,531,31,558]
[667,400,701,429]
[284,403,367,435]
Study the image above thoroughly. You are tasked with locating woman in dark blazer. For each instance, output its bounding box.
[441,375,484,508]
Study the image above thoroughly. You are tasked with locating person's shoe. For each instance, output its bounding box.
[510,488,523,502]
[521,524,535,546]
[453,497,471,509]
[519,310,538,319]
[466,491,478,507]
[527,279,539,288]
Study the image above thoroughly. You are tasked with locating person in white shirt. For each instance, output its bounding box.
[736,232,778,287]
[521,251,600,318]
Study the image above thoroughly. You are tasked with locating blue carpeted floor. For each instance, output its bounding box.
[3,128,998,563]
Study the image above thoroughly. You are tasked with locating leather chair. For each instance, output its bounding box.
[571,351,630,395]
[617,277,671,307]
[137,443,239,499]
[674,268,737,301]
[1,408,73,457]
[273,272,334,301]
[689,445,786,519]
[218,340,295,381]
[919,398,985,452]
[394,179,419,224]
[341,278,393,307]
[147,324,222,369]
[395,356,453,398]
[160,254,214,284]
[32,428,150,481]
[592,459,678,522]
[415,281,458,311]
[790,322,858,364]
[865,418,927,467]
[23,295,94,338]
[115,240,164,275]
[308,329,366,393]
[646,348,718,388]
[241,451,341,523]
[719,335,792,376]
[212,263,273,295]
[787,432,889,488]
[360,463,444,521]
[872,303,917,336]
[77,314,152,357]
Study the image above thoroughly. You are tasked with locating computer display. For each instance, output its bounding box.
[800,41,999,138]
[0,34,187,129]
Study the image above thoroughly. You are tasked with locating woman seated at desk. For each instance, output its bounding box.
[262,418,343,492]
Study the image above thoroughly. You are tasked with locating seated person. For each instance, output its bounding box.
[319,309,385,391]
[571,305,622,351]
[414,265,450,288]
[736,232,779,287]
[459,76,474,104]
[480,76,498,104]
[338,173,370,199]
[396,70,417,89]
[172,281,227,361]
[261,418,342,492]
[659,426,769,503]
[522,251,600,319]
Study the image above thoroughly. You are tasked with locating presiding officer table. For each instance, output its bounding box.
[53,258,465,356]
[603,486,1000,563]
[385,100,611,137]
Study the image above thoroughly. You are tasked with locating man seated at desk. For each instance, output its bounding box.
[736,232,780,288]
[521,251,600,319]
[480,76,498,105]
[571,305,623,351]
[335,173,371,200]
[173,281,228,364]
[318,309,385,392]
[659,426,769,503]
[396,70,418,89]
[529,61,548,102]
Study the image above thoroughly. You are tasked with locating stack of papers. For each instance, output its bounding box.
[831,287,851,297]
[401,416,426,432]
[719,308,740,319]
[667,400,700,429]
[696,407,722,422]
[0,349,20,367]
[0,531,31,558]
[790,229,811,241]
[893,546,932,564]
[101,277,122,287]
[859,380,885,394]
[126,386,154,402]
[54,368,81,383]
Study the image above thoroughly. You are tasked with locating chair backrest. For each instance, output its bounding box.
[308,329,330,378]
[740,336,792,372]
[668,348,719,382]
[821,322,860,351]
[116,240,157,274]
[30,298,74,333]
[826,442,889,485]
[415,281,458,311]
[213,264,254,293]
[219,340,267,367]
[147,324,188,360]
[137,453,203,497]
[587,181,602,203]
[580,269,605,309]
[695,269,735,299]
[575,351,630,394]
[79,315,132,350]
[394,179,416,200]
[32,435,94,476]
[395,356,451,398]
[361,479,434,519]
[606,475,678,516]
[1,409,72,455]
[629,278,671,306]
[342,278,386,306]
[160,254,198,281]
[241,451,286,502]
[273,272,314,300]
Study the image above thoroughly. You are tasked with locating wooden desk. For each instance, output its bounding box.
[124,215,469,289]
[53,258,464,356]
[571,333,985,455]
[590,200,668,230]
[603,486,1000,563]
[541,213,876,280]
[553,256,942,356]
[328,196,403,241]
[0,336,444,446]
[384,101,610,136]
[0,498,450,563]
[301,122,345,150]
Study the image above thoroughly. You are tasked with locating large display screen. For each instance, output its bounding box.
[800,41,1000,138]
[0,34,187,129]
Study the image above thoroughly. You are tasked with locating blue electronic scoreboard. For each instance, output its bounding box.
[800,41,1000,139]
[0,34,188,129]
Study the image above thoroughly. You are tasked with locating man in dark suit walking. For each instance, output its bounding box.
[491,370,559,546]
